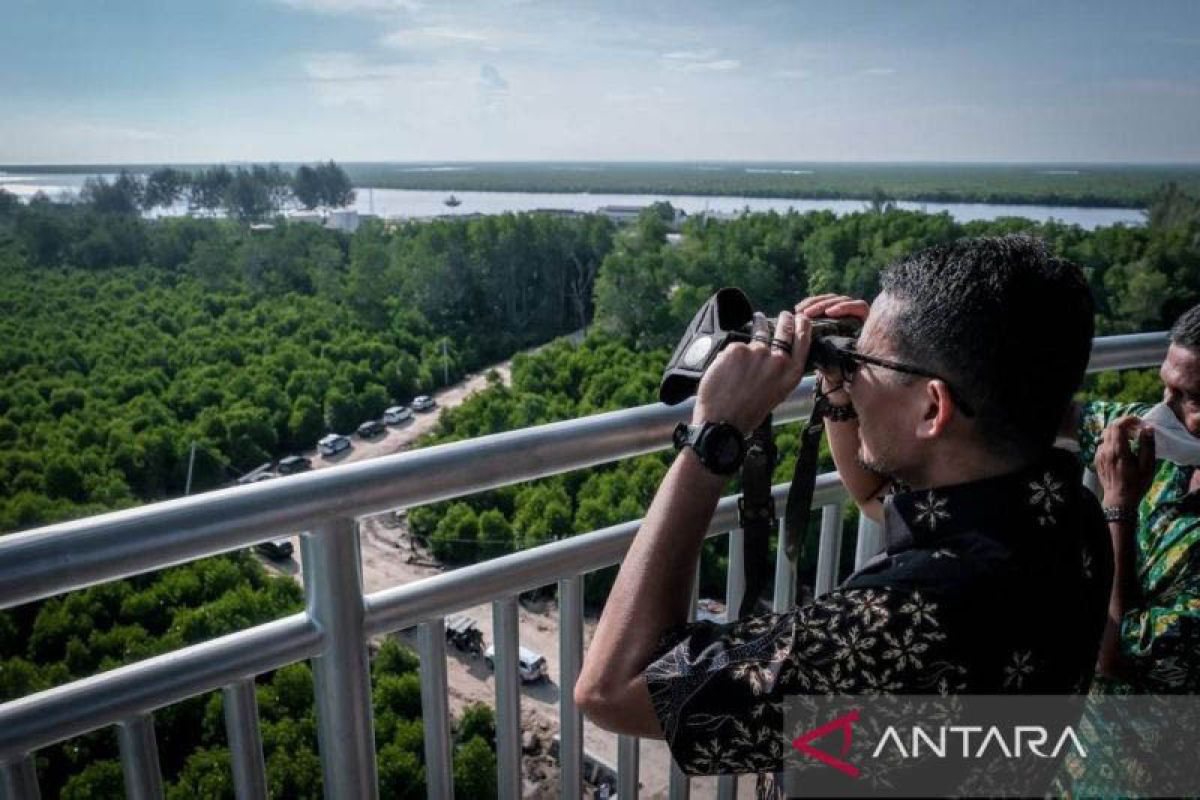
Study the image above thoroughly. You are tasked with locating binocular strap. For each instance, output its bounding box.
[737,416,777,620]
[738,397,824,618]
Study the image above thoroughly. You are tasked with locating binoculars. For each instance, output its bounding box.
[660,287,863,405]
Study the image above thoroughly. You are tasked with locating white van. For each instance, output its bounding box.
[484,645,548,683]
[384,405,413,425]
[316,433,351,456]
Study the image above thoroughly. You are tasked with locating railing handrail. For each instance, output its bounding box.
[0,331,1169,612]
[0,330,1169,795]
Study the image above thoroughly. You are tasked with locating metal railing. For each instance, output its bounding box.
[0,332,1168,800]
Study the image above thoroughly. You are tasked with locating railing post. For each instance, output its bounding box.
[772,517,796,612]
[418,620,454,800]
[116,714,164,800]
[667,563,702,800]
[223,680,268,800]
[853,513,883,570]
[1083,467,1102,501]
[617,735,640,799]
[492,596,522,800]
[814,504,845,597]
[557,577,584,800]
[0,756,40,800]
[302,519,378,800]
[715,530,744,800]
[725,529,745,621]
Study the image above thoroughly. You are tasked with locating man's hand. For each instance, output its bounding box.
[692,309,813,432]
[794,294,870,385]
[1095,415,1154,681]
[1096,416,1156,508]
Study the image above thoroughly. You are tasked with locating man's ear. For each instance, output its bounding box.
[916,380,955,439]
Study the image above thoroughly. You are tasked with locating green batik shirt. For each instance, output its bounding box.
[1078,400,1200,692]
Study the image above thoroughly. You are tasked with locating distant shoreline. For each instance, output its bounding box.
[3,161,1198,209]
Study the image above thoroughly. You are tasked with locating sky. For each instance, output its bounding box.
[1,0,1198,164]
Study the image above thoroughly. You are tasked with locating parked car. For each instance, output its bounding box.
[236,462,275,485]
[255,538,294,560]
[317,433,351,456]
[411,395,437,412]
[484,644,548,683]
[445,614,484,654]
[356,419,385,438]
[277,455,312,475]
[383,405,413,425]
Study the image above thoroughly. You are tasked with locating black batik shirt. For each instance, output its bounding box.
[643,448,1113,776]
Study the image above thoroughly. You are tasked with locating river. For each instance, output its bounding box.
[0,171,1146,230]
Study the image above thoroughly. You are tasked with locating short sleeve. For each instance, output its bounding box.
[1077,400,1152,467]
[1119,570,1200,692]
[641,588,960,776]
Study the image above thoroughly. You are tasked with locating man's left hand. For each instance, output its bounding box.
[1096,416,1156,508]
[692,310,813,433]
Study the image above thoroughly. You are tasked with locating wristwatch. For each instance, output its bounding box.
[1102,505,1138,524]
[673,421,746,475]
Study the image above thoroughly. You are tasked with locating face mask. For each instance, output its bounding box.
[1143,402,1200,466]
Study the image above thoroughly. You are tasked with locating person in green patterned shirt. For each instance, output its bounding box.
[1069,304,1200,693]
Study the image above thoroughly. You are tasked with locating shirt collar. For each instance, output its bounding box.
[883,448,1083,553]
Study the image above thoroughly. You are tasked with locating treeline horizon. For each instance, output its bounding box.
[68,161,356,222]
[6,160,1200,208]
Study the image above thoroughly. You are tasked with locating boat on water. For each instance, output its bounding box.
[443,194,462,207]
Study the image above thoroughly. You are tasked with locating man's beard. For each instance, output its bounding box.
[856,451,900,484]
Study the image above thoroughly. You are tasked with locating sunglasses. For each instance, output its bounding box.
[833,341,977,418]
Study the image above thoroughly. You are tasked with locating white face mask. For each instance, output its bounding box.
[1143,402,1200,466]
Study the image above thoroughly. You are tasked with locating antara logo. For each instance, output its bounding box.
[872,725,1087,760]
[790,710,1087,778]
[791,709,862,778]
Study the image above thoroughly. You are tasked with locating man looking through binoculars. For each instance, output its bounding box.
[576,236,1111,778]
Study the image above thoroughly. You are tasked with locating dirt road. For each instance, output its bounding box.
[260,331,739,797]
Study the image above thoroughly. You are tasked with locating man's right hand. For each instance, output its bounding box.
[794,294,871,389]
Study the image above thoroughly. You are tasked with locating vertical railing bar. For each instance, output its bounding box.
[418,619,454,800]
[116,714,164,800]
[725,529,745,622]
[617,734,640,799]
[302,518,378,800]
[772,517,796,613]
[222,679,268,800]
[715,530,743,800]
[558,576,584,800]
[1083,467,1102,500]
[492,596,522,800]
[0,755,41,800]
[853,513,883,570]
[814,504,845,598]
[667,555,704,800]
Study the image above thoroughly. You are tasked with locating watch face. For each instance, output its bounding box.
[713,431,742,468]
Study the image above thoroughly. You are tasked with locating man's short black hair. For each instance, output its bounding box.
[879,235,1094,459]
[1170,304,1200,350]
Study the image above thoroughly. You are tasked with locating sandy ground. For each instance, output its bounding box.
[257,331,743,797]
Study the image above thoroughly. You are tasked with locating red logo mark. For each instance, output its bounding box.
[791,709,861,778]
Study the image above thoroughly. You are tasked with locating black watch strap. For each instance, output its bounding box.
[673,421,746,475]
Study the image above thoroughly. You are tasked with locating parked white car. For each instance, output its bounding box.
[383,405,413,425]
[317,433,351,456]
[484,645,548,683]
[411,395,437,412]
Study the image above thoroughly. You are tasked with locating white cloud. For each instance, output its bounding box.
[479,64,508,92]
[382,26,490,46]
[861,67,897,76]
[681,59,740,73]
[274,0,421,14]
[662,50,740,73]
[75,123,164,142]
[662,49,719,61]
